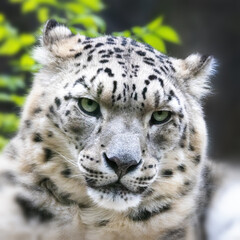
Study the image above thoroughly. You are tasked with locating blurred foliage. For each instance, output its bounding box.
[0,0,180,150]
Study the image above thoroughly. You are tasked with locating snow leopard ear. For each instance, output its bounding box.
[173,53,217,100]
[33,19,85,65]
[42,19,73,45]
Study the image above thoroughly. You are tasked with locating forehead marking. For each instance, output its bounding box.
[73,76,89,89]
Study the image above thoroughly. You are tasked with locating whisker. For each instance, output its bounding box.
[54,150,78,168]
[70,174,83,178]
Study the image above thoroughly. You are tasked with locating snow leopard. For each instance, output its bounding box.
[0,19,239,240]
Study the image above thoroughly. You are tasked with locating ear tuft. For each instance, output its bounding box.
[45,19,59,33]
[42,19,73,46]
[173,53,217,101]
[33,20,85,65]
[184,53,216,77]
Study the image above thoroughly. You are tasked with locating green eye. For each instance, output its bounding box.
[150,111,171,125]
[78,98,100,117]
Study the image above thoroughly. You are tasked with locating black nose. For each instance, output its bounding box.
[104,153,141,178]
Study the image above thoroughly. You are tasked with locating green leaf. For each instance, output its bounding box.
[79,0,104,11]
[113,30,131,38]
[65,3,85,14]
[92,15,106,32]
[142,34,166,53]
[85,28,101,37]
[37,7,49,23]
[19,54,35,71]
[20,34,35,46]
[36,0,57,5]
[132,26,147,36]
[156,26,180,44]
[22,0,38,13]
[0,75,25,91]
[70,15,105,31]
[0,93,25,106]
[0,113,19,133]
[0,13,5,23]
[0,136,9,151]
[9,0,23,3]
[147,16,163,31]
[0,26,8,41]
[0,38,22,55]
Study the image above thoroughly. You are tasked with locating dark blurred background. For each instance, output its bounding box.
[1,0,240,161]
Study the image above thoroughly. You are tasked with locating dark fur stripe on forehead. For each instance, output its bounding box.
[73,76,89,89]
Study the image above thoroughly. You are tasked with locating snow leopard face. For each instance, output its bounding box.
[22,20,215,212]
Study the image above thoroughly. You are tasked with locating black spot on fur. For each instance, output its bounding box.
[44,148,52,162]
[194,155,201,164]
[101,54,110,58]
[134,93,138,101]
[162,169,173,177]
[154,68,161,75]
[74,76,89,89]
[114,47,124,53]
[158,78,164,87]
[179,113,184,119]
[87,55,93,62]
[97,83,104,97]
[136,50,146,56]
[97,127,102,134]
[142,87,147,100]
[149,75,157,80]
[145,80,150,85]
[177,164,186,172]
[78,203,91,209]
[54,97,61,108]
[117,94,121,100]
[160,66,167,74]
[40,178,75,206]
[143,61,155,66]
[61,168,72,178]
[162,228,186,240]
[33,107,42,114]
[65,110,70,116]
[47,131,53,137]
[24,120,31,128]
[33,133,43,142]
[84,44,92,50]
[97,68,103,74]
[95,220,109,227]
[104,68,114,77]
[189,144,195,151]
[95,43,104,48]
[49,105,55,114]
[74,52,82,58]
[154,91,160,108]
[112,81,117,93]
[70,126,81,134]
[180,143,185,148]
[100,59,109,64]
[129,204,171,221]
[15,196,53,223]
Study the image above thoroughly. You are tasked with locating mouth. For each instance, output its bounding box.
[86,181,146,211]
[87,180,147,195]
